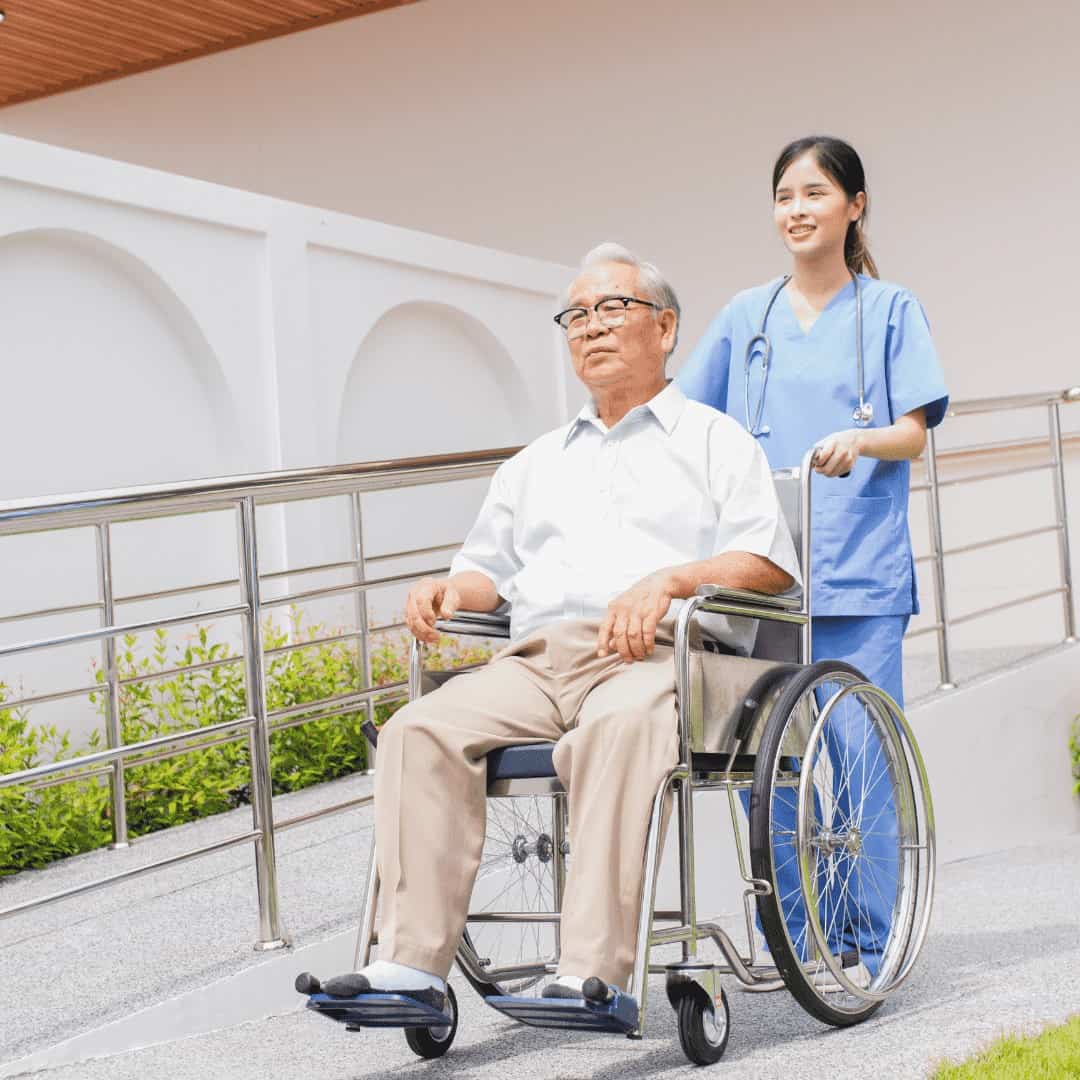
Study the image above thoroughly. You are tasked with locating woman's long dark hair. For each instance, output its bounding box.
[772,136,879,279]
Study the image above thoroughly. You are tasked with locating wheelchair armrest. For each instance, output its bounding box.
[434,610,512,639]
[694,584,804,612]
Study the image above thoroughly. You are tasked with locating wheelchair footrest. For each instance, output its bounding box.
[484,992,639,1033]
[305,991,452,1029]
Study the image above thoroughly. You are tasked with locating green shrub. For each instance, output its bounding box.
[0,688,111,877]
[0,619,490,876]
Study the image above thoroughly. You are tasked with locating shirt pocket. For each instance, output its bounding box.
[812,494,904,591]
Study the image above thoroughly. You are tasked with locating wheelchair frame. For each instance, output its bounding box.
[350,448,936,1043]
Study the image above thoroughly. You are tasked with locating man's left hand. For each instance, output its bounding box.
[598,571,677,662]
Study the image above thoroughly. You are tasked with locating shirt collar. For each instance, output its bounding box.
[563,381,686,447]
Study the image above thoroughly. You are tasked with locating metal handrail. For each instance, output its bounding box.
[0,388,1076,944]
[944,385,1080,417]
[0,449,519,945]
[915,385,1079,688]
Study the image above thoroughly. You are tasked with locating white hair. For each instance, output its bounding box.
[562,242,681,357]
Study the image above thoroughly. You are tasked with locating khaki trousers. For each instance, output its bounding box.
[373,618,679,991]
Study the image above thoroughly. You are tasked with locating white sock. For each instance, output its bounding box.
[552,975,585,992]
[359,959,445,993]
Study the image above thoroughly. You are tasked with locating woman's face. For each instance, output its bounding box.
[773,151,864,263]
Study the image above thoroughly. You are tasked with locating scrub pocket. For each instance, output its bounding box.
[813,495,905,592]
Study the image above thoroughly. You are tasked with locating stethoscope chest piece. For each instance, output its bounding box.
[851,401,874,426]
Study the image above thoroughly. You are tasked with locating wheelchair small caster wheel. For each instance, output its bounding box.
[677,985,729,1066]
[404,983,458,1059]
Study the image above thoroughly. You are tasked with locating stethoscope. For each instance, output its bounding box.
[744,270,874,437]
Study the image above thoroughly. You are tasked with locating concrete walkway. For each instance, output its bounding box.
[3,829,1078,1078]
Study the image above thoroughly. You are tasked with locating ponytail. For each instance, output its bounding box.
[845,217,879,279]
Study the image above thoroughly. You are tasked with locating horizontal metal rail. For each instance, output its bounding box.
[0,448,521,537]
[0,715,256,789]
[259,565,452,610]
[910,460,1053,494]
[0,602,248,660]
[276,793,374,833]
[945,386,1080,417]
[948,587,1066,628]
[923,431,1080,463]
[913,524,1062,564]
[0,599,104,627]
[0,830,262,923]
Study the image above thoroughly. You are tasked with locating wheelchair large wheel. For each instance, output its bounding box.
[749,661,935,1027]
[456,793,563,997]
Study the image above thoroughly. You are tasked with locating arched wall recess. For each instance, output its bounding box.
[0,227,236,498]
[336,300,531,464]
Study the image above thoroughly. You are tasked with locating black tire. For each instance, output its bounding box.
[404,984,458,1059]
[749,661,883,1028]
[676,987,730,1066]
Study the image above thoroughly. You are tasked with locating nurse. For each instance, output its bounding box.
[677,135,949,976]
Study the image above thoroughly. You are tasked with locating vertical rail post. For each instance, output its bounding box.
[236,497,290,951]
[1048,401,1077,642]
[95,523,129,848]
[925,428,956,689]
[349,491,376,768]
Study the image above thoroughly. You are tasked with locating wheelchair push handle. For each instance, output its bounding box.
[812,447,851,481]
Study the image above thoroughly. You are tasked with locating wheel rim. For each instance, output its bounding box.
[764,670,934,1015]
[702,998,727,1046]
[464,794,561,994]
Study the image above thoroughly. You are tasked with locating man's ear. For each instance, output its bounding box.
[658,309,678,355]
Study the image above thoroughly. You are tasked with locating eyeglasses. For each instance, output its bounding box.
[553,296,660,340]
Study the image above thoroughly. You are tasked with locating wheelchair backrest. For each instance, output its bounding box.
[770,467,803,559]
[749,466,805,663]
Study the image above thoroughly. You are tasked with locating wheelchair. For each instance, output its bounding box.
[297,449,936,1066]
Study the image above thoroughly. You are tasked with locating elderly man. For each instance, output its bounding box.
[324,243,799,1008]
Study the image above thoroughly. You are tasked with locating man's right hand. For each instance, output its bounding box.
[405,577,462,644]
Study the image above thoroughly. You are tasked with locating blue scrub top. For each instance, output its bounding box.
[677,275,949,616]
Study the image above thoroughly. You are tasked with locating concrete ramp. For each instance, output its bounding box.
[1,644,1077,1077]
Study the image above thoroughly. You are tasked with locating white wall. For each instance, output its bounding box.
[0,134,570,736]
[1,0,1078,408]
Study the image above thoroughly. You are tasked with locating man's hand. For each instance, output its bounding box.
[597,570,676,662]
[813,430,864,478]
[405,577,462,644]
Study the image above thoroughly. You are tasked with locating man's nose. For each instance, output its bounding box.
[585,310,610,336]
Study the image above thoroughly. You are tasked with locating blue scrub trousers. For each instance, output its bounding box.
[762,614,909,975]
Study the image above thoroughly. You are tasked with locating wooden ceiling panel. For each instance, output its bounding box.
[0,0,421,108]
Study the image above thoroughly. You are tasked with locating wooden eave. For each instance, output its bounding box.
[0,0,420,108]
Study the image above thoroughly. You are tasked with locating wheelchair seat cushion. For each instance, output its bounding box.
[487,743,558,781]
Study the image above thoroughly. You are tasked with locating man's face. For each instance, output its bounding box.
[563,262,675,396]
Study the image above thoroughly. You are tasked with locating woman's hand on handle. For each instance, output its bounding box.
[812,430,863,477]
[813,409,929,477]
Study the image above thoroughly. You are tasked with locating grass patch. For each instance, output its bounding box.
[933,1014,1080,1078]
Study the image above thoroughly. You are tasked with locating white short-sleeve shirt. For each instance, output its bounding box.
[450,381,801,653]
